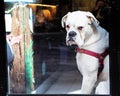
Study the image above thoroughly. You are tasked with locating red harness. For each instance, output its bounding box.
[76,48,108,76]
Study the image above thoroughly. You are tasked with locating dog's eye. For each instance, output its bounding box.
[77,26,83,30]
[66,25,70,29]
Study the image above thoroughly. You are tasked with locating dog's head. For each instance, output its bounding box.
[61,11,99,48]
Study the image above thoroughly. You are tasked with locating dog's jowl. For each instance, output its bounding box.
[61,11,109,94]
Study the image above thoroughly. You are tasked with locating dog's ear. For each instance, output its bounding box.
[85,12,100,26]
[61,12,71,28]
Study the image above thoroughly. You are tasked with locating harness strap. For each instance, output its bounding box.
[76,48,108,76]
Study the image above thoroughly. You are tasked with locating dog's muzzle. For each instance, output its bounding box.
[67,31,77,43]
[67,31,78,50]
[68,31,77,41]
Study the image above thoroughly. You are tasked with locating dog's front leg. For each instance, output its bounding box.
[76,53,98,94]
[80,73,97,94]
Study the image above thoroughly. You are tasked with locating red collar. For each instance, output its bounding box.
[76,48,108,64]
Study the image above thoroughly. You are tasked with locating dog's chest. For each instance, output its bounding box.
[76,52,99,73]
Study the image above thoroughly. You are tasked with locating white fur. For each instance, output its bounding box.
[61,11,109,94]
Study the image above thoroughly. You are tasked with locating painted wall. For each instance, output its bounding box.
[4,0,34,2]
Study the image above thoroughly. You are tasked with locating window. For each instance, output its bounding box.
[5,0,117,95]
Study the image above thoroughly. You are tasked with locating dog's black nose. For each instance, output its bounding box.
[69,31,77,37]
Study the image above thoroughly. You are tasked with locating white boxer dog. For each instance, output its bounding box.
[61,11,109,94]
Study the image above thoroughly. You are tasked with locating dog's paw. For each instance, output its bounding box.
[68,89,81,94]
[95,81,110,94]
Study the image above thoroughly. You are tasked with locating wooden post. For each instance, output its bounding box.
[10,3,34,93]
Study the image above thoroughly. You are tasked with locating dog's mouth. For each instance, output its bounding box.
[66,39,78,50]
[67,40,76,46]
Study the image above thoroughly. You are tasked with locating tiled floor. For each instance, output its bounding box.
[32,65,83,94]
[45,70,82,94]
